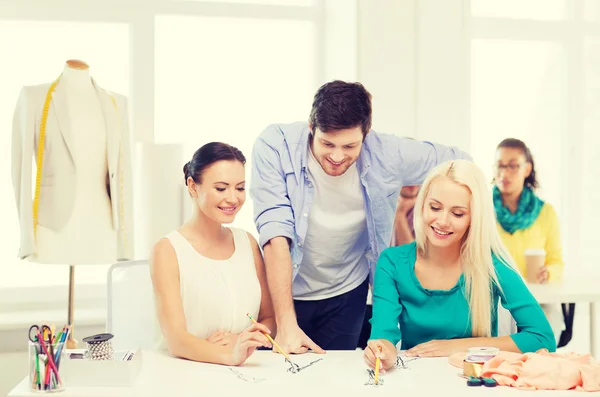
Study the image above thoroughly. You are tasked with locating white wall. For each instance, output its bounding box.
[358,0,416,138]
[357,0,470,151]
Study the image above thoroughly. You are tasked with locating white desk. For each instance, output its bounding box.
[7,350,599,396]
[527,277,600,358]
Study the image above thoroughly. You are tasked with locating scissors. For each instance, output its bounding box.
[29,325,53,342]
[29,325,45,343]
[29,325,55,356]
[28,325,62,386]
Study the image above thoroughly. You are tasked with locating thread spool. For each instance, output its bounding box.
[463,347,499,378]
[466,347,499,363]
[83,333,114,361]
[463,361,484,377]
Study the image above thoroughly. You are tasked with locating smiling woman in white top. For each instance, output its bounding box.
[150,142,276,366]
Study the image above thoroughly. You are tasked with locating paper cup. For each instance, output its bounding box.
[524,248,546,283]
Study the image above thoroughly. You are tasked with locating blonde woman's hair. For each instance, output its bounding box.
[413,159,516,337]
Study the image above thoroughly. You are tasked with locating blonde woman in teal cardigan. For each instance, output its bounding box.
[364,160,555,372]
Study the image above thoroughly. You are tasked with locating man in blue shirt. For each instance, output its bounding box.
[250,80,471,354]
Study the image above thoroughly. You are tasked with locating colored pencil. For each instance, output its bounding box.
[375,346,382,384]
[246,313,290,360]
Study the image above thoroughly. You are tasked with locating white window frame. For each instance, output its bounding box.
[466,0,600,276]
[0,0,334,319]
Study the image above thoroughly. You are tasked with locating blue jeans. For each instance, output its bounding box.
[294,278,368,350]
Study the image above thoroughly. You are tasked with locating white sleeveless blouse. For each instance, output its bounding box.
[159,227,262,344]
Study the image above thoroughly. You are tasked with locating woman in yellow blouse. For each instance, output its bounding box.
[493,138,564,341]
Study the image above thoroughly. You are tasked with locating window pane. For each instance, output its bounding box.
[584,0,600,21]
[582,38,600,270]
[155,16,316,237]
[470,40,565,211]
[471,0,569,20]
[0,21,130,288]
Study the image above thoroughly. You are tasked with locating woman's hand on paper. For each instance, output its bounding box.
[363,339,396,372]
[228,322,273,366]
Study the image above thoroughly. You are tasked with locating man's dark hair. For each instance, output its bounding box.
[309,80,372,137]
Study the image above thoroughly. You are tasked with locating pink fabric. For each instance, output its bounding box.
[449,350,600,392]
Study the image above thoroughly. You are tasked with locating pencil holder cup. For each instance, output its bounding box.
[29,340,67,393]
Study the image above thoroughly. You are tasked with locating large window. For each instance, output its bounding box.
[581,37,600,271]
[470,39,564,208]
[154,15,317,236]
[469,1,600,275]
[0,0,324,307]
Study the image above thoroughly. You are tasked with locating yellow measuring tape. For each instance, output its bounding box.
[33,79,59,238]
[33,79,127,252]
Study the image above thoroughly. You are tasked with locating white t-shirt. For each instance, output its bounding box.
[292,149,369,300]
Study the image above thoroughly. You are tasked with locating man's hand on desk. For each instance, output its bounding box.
[273,323,325,355]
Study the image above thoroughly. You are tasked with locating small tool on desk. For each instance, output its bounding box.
[83,333,114,360]
[374,346,382,385]
[458,374,498,387]
[246,313,301,373]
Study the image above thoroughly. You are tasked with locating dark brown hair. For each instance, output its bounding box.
[496,138,538,189]
[308,80,372,137]
[183,142,246,185]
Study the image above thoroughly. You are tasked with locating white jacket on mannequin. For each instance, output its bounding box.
[11,76,134,262]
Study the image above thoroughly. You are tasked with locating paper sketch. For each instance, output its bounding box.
[286,357,301,373]
[395,355,420,369]
[228,368,265,383]
[288,357,323,373]
[364,369,384,386]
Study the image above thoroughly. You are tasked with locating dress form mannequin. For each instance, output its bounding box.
[35,61,117,264]
[11,59,134,348]
[38,60,118,348]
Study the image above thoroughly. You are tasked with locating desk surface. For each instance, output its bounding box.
[8,350,599,397]
[527,277,600,304]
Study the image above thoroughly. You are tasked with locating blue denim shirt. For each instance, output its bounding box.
[250,122,471,283]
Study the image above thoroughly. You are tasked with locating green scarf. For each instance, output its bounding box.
[493,186,544,234]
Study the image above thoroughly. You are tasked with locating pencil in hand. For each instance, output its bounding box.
[245,314,284,356]
[246,313,302,372]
